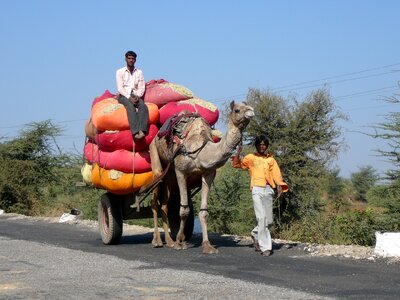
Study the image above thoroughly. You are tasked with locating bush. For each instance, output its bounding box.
[0,121,70,215]
[206,164,254,235]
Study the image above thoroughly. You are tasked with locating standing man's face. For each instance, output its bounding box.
[256,141,268,155]
[125,55,136,68]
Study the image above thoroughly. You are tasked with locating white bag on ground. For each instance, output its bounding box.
[58,209,83,223]
[374,231,400,257]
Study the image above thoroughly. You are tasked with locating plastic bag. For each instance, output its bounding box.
[58,209,82,223]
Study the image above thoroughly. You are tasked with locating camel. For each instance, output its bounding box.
[149,101,254,254]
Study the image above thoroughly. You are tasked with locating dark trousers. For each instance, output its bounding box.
[117,95,149,135]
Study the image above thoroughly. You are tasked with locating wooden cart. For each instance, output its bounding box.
[97,166,198,245]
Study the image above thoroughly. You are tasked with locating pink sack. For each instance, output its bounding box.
[92,90,116,108]
[84,141,151,173]
[95,123,159,152]
[159,97,219,126]
[143,79,194,107]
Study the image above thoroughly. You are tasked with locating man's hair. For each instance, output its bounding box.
[125,51,137,58]
[255,134,270,147]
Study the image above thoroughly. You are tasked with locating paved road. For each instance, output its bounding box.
[0,214,399,299]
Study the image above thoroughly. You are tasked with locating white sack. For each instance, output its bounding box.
[374,231,400,257]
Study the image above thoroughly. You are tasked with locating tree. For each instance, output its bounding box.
[350,165,378,202]
[371,94,400,183]
[244,88,346,224]
[366,91,400,232]
[324,168,348,213]
[0,120,70,214]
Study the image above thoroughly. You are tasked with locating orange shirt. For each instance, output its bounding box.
[232,153,288,192]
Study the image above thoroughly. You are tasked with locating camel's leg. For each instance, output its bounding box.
[149,139,163,178]
[174,170,189,250]
[199,173,218,254]
[149,139,164,247]
[161,178,174,248]
[151,185,163,247]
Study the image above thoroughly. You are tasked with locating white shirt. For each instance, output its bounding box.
[116,67,145,99]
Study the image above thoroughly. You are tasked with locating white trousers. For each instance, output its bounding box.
[251,186,274,252]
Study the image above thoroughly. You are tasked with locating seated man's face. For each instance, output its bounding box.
[126,55,136,67]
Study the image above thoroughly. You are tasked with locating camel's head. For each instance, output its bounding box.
[229,101,255,129]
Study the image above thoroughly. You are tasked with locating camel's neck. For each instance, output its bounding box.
[219,119,243,154]
[198,119,243,169]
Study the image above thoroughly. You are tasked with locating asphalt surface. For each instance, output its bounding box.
[0,214,399,299]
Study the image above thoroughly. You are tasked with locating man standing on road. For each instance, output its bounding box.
[232,134,288,257]
[116,50,148,140]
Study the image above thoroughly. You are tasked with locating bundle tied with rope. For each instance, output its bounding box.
[81,79,221,195]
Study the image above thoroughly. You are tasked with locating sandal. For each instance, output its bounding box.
[261,250,272,257]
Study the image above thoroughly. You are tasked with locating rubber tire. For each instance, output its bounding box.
[167,193,195,241]
[98,193,123,245]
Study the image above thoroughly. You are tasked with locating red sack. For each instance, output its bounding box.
[159,98,219,126]
[84,141,151,173]
[143,79,193,107]
[92,90,115,108]
[95,123,159,152]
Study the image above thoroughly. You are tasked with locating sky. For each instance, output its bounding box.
[1,1,399,178]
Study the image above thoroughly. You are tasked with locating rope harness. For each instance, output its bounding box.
[157,112,212,161]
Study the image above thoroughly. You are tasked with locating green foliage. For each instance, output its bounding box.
[334,208,377,245]
[0,121,70,214]
[244,88,345,224]
[0,121,101,219]
[279,208,378,246]
[207,164,254,235]
[323,168,349,213]
[367,183,400,232]
[371,95,400,182]
[326,168,345,199]
[350,165,378,202]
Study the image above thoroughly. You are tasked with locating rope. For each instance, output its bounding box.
[132,139,136,191]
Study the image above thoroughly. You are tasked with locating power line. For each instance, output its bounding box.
[273,71,398,93]
[346,104,396,112]
[209,63,400,103]
[271,62,400,90]
[335,86,399,101]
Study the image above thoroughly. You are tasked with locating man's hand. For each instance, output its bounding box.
[130,95,140,104]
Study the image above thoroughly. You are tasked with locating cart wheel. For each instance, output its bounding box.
[167,193,194,241]
[98,193,123,245]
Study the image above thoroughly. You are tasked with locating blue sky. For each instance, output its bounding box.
[1,1,399,178]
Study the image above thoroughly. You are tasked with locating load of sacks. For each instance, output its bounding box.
[82,79,221,195]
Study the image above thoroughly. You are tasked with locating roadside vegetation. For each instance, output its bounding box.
[0,89,398,247]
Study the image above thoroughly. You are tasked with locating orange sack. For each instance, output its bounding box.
[91,163,153,195]
[91,98,159,131]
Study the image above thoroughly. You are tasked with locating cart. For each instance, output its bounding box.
[97,165,199,245]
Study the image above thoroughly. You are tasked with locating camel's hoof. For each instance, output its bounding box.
[202,242,218,254]
[151,239,163,248]
[165,241,175,248]
[174,241,188,250]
